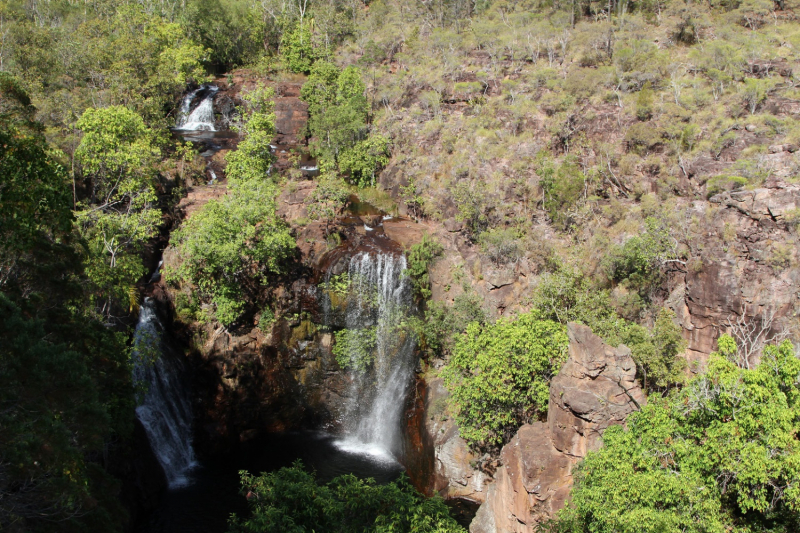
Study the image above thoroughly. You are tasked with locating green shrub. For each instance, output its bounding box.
[625,122,663,155]
[452,180,490,237]
[602,217,679,296]
[537,155,586,231]
[478,226,524,265]
[332,327,378,372]
[706,175,748,197]
[280,22,320,74]
[531,266,685,392]
[338,134,391,188]
[228,462,465,533]
[442,311,568,450]
[258,307,275,332]
[406,234,443,300]
[305,173,350,230]
[742,77,774,114]
[636,83,654,121]
[301,63,389,186]
[407,291,487,358]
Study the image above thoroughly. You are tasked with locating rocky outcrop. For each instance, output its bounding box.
[710,184,800,222]
[470,323,644,533]
[426,378,491,503]
[470,424,571,532]
[548,323,644,458]
[666,184,800,369]
[273,94,308,146]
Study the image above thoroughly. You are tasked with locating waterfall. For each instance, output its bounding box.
[327,252,416,463]
[175,86,218,131]
[132,299,197,488]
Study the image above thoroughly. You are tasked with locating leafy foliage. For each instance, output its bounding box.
[333,327,378,372]
[0,294,133,532]
[305,173,350,229]
[0,78,133,532]
[405,291,487,359]
[5,4,206,129]
[0,115,72,255]
[632,308,687,391]
[226,84,278,185]
[603,216,681,296]
[75,106,162,314]
[478,227,524,265]
[228,462,465,533]
[532,265,686,393]
[301,62,390,186]
[338,134,391,188]
[442,312,568,450]
[556,338,800,533]
[537,156,586,231]
[406,234,444,300]
[169,178,294,326]
[280,22,321,74]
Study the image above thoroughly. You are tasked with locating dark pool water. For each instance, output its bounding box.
[137,431,405,533]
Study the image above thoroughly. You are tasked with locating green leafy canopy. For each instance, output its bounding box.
[228,462,465,533]
[556,337,800,533]
[442,311,568,450]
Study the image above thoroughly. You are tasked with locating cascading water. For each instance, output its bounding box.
[175,85,218,131]
[326,252,416,463]
[132,298,197,488]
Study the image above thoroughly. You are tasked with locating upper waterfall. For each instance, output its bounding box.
[175,85,218,131]
[132,299,197,488]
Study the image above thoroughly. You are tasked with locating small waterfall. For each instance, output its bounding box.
[175,86,218,131]
[132,299,197,488]
[327,252,416,462]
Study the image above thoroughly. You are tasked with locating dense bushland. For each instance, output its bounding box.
[228,463,466,533]
[1,75,134,532]
[6,0,800,528]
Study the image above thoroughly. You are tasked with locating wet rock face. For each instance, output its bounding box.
[191,310,348,456]
[470,323,644,533]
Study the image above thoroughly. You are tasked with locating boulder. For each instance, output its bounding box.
[470,424,570,533]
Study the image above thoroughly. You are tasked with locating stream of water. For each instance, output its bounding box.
[132,299,197,488]
[175,85,218,131]
[331,252,416,462]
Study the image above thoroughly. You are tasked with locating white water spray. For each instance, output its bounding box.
[175,86,218,131]
[132,299,197,488]
[327,252,416,463]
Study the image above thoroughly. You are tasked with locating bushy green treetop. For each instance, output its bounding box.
[228,462,465,533]
[555,337,800,533]
[75,106,163,314]
[442,311,568,450]
[301,62,390,187]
